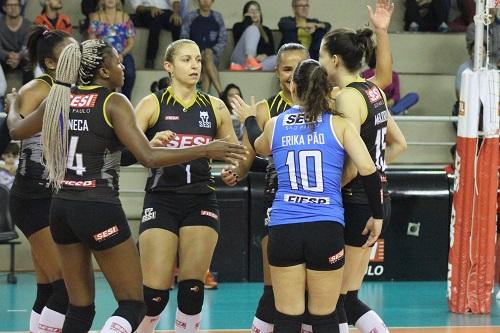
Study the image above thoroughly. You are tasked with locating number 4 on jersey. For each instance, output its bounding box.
[67,136,86,175]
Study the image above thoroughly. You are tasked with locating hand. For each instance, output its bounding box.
[367,0,394,33]
[256,54,267,62]
[203,48,214,56]
[150,6,162,17]
[361,217,383,248]
[6,58,20,69]
[304,22,317,34]
[5,88,18,114]
[150,130,176,147]
[204,136,248,166]
[170,13,182,26]
[231,95,257,124]
[118,53,124,63]
[221,165,239,186]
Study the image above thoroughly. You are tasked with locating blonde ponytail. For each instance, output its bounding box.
[42,42,82,191]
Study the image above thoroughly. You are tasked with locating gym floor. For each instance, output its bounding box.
[1,273,500,332]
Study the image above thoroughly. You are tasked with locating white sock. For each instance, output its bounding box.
[251,316,274,333]
[136,315,161,333]
[101,315,133,333]
[30,310,40,333]
[339,322,349,333]
[175,308,201,333]
[37,307,65,333]
[355,310,389,333]
[301,323,313,333]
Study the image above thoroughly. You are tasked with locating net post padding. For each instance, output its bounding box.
[448,69,500,314]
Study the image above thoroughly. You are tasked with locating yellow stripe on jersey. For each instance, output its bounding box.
[151,93,161,128]
[167,86,197,110]
[34,74,54,88]
[279,91,293,106]
[78,85,101,90]
[103,92,116,128]
[264,99,271,119]
[197,93,207,106]
[269,95,279,114]
[199,93,211,105]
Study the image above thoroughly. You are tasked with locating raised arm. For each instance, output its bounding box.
[366,0,394,89]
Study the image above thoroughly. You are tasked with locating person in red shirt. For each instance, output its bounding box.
[34,0,72,33]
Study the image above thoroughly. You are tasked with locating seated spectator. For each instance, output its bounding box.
[361,49,419,115]
[150,76,171,92]
[220,83,243,140]
[89,0,136,98]
[0,0,32,84]
[0,64,5,113]
[230,1,276,71]
[34,0,72,33]
[181,0,227,94]
[80,0,99,37]
[130,0,182,68]
[278,0,330,60]
[404,0,450,32]
[0,142,19,190]
[465,9,500,68]
[448,0,475,32]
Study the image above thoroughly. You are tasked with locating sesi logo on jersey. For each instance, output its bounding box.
[365,87,382,104]
[283,113,322,126]
[199,110,212,128]
[166,134,212,148]
[70,93,98,108]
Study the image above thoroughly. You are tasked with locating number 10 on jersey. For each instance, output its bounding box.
[285,150,324,192]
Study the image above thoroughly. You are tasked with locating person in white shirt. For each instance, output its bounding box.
[129,0,182,68]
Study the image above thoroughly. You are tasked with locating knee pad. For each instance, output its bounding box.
[143,286,170,316]
[274,311,302,333]
[336,294,348,324]
[177,279,204,315]
[62,303,95,333]
[344,290,370,325]
[255,285,277,323]
[33,283,53,314]
[113,300,147,332]
[46,280,69,314]
[309,311,339,333]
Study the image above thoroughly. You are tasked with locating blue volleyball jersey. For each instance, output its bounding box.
[269,107,345,226]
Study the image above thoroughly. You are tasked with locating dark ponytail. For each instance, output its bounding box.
[293,59,339,126]
[322,28,374,72]
[27,25,71,71]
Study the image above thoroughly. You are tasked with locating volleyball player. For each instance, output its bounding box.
[318,3,407,332]
[253,58,384,333]
[126,39,242,333]
[6,26,75,333]
[9,39,246,333]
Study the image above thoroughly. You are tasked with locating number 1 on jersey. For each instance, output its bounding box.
[185,164,191,184]
[67,136,86,175]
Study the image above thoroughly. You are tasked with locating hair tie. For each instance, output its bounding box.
[42,29,50,38]
[55,80,71,88]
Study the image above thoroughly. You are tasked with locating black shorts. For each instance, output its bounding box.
[50,198,131,251]
[268,221,345,271]
[10,194,51,238]
[139,192,220,235]
[344,200,392,247]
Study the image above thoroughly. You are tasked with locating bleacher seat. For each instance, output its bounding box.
[0,184,20,284]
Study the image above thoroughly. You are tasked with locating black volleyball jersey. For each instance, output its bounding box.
[11,74,54,199]
[54,86,123,204]
[145,87,218,194]
[343,80,389,204]
[263,91,293,202]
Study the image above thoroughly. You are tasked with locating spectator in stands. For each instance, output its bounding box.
[278,0,330,60]
[0,64,5,113]
[80,0,99,37]
[0,0,32,84]
[220,83,243,140]
[130,0,182,69]
[0,142,19,189]
[89,0,136,98]
[465,8,500,68]
[230,1,276,71]
[361,48,419,115]
[404,0,450,32]
[34,0,72,33]
[448,0,475,32]
[150,76,171,92]
[181,0,226,94]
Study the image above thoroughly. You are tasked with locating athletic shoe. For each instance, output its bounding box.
[438,22,450,33]
[245,57,262,71]
[229,62,246,71]
[408,22,419,32]
[204,271,218,289]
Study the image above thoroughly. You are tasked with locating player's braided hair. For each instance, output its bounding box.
[42,39,111,191]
